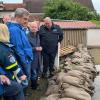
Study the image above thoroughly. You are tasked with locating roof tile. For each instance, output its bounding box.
[53,21,97,29]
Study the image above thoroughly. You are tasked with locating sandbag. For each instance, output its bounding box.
[62,86,91,100]
[61,75,85,86]
[46,94,59,100]
[58,98,76,100]
[45,85,59,96]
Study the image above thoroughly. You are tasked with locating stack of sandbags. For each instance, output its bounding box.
[40,45,96,100]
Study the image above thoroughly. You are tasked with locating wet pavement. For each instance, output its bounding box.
[26,78,48,100]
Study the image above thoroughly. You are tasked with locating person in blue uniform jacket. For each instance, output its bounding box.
[28,22,42,90]
[0,23,26,100]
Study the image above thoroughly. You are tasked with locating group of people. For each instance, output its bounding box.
[0,8,63,100]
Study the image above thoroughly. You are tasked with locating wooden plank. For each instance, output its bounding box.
[60,45,76,57]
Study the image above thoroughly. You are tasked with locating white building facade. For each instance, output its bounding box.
[87,28,100,47]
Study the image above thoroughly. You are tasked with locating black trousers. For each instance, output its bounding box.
[42,51,57,74]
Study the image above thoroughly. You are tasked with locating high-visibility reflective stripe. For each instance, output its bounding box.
[6,62,18,70]
[12,75,15,79]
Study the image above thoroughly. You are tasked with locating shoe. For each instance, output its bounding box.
[31,80,39,90]
[48,74,54,78]
[41,73,47,78]
[31,83,39,90]
[48,72,55,78]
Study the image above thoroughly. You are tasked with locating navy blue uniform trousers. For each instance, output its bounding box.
[3,81,25,100]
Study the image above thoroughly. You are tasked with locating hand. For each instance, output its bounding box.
[0,75,11,85]
[35,47,42,51]
[58,42,60,45]
[19,75,26,81]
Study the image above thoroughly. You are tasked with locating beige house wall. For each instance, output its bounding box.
[87,29,100,47]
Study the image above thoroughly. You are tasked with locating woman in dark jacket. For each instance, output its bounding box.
[28,22,42,90]
[0,23,26,100]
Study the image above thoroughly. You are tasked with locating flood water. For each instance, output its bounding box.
[89,48,100,65]
[89,48,100,100]
[26,48,100,100]
[92,65,100,100]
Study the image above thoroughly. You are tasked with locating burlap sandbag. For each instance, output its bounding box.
[58,98,76,100]
[46,94,59,100]
[72,52,82,58]
[57,72,67,82]
[61,83,93,95]
[61,75,85,86]
[62,86,91,100]
[45,85,59,96]
[67,70,86,79]
[67,70,92,88]
[71,58,84,65]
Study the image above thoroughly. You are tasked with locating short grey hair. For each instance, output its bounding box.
[15,8,30,17]
[44,17,52,22]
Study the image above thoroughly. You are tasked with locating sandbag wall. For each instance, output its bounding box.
[40,45,96,100]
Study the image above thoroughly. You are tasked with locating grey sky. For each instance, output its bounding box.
[1,0,23,3]
[92,0,100,14]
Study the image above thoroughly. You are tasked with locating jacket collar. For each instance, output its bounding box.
[0,42,14,48]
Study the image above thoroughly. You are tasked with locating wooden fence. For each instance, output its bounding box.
[61,29,87,48]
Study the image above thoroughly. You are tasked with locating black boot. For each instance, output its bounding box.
[41,73,47,78]
[48,71,55,78]
[31,80,39,90]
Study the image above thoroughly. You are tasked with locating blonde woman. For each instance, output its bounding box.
[0,23,25,100]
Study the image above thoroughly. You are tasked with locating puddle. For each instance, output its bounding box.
[92,65,100,100]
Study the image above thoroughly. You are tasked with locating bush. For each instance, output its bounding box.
[44,0,100,21]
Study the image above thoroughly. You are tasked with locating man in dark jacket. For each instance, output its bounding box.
[40,17,63,78]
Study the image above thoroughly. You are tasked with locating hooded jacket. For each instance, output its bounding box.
[7,22,33,66]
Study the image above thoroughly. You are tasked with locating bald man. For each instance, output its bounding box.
[28,22,42,89]
[40,17,63,78]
